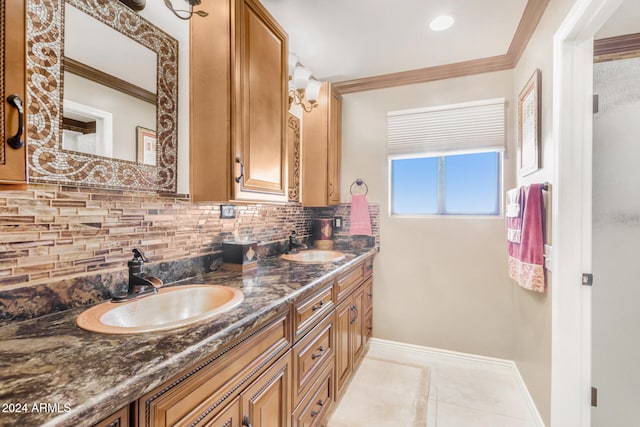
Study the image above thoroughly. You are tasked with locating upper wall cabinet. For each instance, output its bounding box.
[191,0,288,202]
[302,82,342,206]
[1,0,28,185]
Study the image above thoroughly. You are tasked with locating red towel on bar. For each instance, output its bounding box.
[508,184,545,292]
[349,194,372,236]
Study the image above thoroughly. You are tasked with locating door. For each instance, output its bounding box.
[334,299,352,397]
[351,286,366,363]
[327,89,341,205]
[591,43,640,426]
[1,0,27,184]
[241,352,291,427]
[234,0,288,201]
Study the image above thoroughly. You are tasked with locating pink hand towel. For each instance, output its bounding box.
[349,194,372,236]
[507,184,545,292]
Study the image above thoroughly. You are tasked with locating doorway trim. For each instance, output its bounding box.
[551,0,624,425]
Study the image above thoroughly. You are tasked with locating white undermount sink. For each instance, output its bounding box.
[76,285,244,334]
[281,250,346,264]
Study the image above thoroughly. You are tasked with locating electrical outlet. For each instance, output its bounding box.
[220,204,236,219]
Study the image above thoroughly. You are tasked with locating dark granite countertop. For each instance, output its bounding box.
[0,248,376,427]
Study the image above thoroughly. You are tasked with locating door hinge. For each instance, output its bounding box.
[593,94,599,114]
[591,386,598,407]
[582,273,593,286]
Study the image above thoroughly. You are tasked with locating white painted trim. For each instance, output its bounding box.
[550,0,623,425]
[369,338,545,426]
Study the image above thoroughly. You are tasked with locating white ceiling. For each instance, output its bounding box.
[261,0,529,82]
[596,0,640,39]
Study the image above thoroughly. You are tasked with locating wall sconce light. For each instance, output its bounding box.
[164,0,208,20]
[288,53,321,113]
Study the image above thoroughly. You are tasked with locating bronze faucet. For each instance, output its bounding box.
[112,249,163,302]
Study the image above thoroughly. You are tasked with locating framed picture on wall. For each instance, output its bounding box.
[136,126,157,166]
[518,69,541,176]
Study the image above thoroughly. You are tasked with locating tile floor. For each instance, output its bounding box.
[329,340,537,427]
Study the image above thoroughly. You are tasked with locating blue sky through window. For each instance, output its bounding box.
[391,151,500,215]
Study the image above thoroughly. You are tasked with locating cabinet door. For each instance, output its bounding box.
[241,351,291,427]
[234,0,288,201]
[1,0,27,184]
[327,90,341,205]
[334,299,352,397]
[351,285,366,364]
[204,398,241,427]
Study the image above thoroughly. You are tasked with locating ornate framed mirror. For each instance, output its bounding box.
[26,0,178,192]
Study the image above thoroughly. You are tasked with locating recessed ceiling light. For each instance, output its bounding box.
[429,15,454,32]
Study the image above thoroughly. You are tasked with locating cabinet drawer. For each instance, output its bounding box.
[363,257,373,279]
[138,310,291,427]
[293,283,334,341]
[335,263,364,302]
[292,314,334,407]
[292,364,334,427]
[363,277,373,314]
[365,311,373,343]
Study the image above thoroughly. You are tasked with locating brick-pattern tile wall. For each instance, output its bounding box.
[0,184,314,290]
[0,184,379,323]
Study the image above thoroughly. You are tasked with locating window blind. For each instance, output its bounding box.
[387,98,505,158]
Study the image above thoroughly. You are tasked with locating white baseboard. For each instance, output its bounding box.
[369,338,546,427]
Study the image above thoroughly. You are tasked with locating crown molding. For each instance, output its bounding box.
[594,32,640,62]
[333,0,550,94]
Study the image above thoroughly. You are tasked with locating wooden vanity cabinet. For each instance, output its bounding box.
[138,310,291,427]
[1,0,28,185]
[301,82,342,207]
[190,0,288,203]
[104,256,374,427]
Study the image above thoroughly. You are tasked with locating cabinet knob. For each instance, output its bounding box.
[6,94,24,149]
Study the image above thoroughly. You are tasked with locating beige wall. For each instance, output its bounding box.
[339,69,518,359]
[511,0,578,423]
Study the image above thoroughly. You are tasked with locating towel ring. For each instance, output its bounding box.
[350,179,368,196]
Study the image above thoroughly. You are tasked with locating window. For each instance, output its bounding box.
[390,152,501,215]
[387,98,505,216]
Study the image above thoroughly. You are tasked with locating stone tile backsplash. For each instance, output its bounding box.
[0,184,379,324]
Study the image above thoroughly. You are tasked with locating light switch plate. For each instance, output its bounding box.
[544,244,553,271]
[334,216,343,230]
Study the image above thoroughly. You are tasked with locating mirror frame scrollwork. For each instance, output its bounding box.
[26,0,178,192]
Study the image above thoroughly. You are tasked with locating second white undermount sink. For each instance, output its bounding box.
[281,250,346,264]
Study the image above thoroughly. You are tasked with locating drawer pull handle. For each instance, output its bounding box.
[6,94,24,149]
[235,157,244,184]
[350,305,358,324]
[312,300,325,311]
[242,415,252,427]
[311,346,325,359]
[310,399,325,417]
